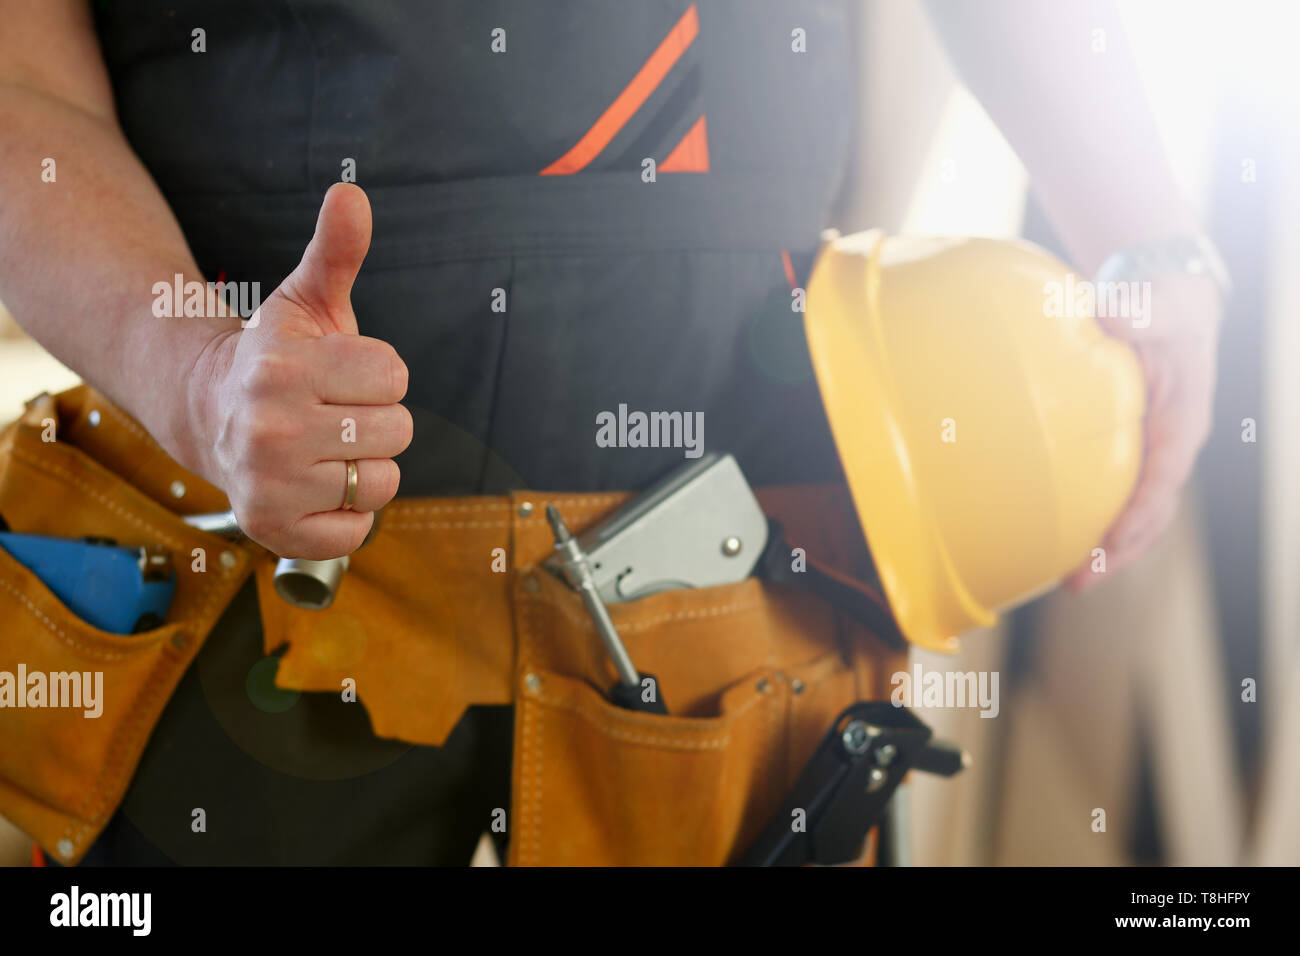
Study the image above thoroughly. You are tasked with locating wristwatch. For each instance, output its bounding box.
[1094,234,1232,299]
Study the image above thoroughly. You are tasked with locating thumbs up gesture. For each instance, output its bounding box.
[186,184,412,559]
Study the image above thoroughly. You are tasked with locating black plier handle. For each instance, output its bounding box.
[738,701,966,866]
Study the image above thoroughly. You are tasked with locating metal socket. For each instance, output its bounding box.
[273,555,350,610]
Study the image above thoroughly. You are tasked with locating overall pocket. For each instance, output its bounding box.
[508,563,899,866]
[0,387,256,863]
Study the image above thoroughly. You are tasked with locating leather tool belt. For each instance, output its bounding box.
[0,385,906,866]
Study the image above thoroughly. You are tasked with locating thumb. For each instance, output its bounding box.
[282,183,372,334]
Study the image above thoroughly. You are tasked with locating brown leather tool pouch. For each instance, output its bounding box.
[505,487,904,866]
[252,495,520,745]
[0,386,257,864]
[258,485,905,866]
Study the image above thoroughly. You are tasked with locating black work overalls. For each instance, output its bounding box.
[88,0,859,864]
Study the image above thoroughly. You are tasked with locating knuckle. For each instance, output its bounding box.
[345,523,371,555]
[302,523,366,561]
[374,460,401,505]
[243,416,288,455]
[244,351,294,398]
[395,405,414,452]
[272,280,315,322]
[384,351,409,401]
[295,536,340,562]
[237,508,278,546]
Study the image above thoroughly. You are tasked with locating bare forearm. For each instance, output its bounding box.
[925,0,1201,272]
[0,82,235,465]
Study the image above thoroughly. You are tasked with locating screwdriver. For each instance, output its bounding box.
[545,504,666,713]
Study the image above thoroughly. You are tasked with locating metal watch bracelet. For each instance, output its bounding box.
[1094,233,1232,299]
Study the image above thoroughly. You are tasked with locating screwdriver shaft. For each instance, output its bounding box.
[546,505,641,688]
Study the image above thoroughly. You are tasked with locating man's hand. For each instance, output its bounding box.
[1065,273,1222,591]
[921,0,1225,589]
[182,183,412,559]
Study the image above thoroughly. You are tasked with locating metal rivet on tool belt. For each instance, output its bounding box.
[524,673,541,693]
[87,410,101,427]
[220,550,238,570]
[170,479,186,499]
[756,677,771,694]
[171,632,189,649]
[517,501,534,518]
[721,536,742,557]
[875,743,898,767]
[841,719,871,755]
[791,678,805,695]
[57,839,74,859]
[523,574,540,594]
[866,767,888,792]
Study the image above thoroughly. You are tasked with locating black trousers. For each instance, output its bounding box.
[79,579,514,866]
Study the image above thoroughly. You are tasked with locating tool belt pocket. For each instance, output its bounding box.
[510,566,901,866]
[0,386,256,863]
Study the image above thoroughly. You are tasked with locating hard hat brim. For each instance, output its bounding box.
[804,231,988,653]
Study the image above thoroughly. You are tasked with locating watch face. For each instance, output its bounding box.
[1096,235,1230,297]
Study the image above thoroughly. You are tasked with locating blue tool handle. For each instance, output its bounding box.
[0,532,176,635]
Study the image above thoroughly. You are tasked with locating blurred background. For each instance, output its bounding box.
[2,0,1296,865]
[837,0,1299,865]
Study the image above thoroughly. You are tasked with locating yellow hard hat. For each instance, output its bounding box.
[804,230,1145,653]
